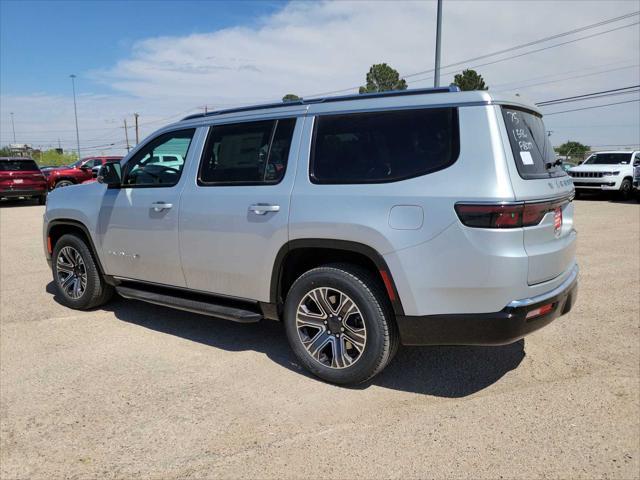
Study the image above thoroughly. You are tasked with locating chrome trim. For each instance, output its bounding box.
[507,264,579,308]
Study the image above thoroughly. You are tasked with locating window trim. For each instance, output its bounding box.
[308,107,460,185]
[196,117,296,187]
[121,128,196,189]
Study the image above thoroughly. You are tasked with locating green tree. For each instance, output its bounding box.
[554,141,590,161]
[0,146,13,156]
[282,94,301,102]
[453,69,488,91]
[359,63,407,94]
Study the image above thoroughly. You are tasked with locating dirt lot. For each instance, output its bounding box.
[1,197,638,479]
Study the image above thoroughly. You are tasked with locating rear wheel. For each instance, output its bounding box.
[619,178,632,200]
[38,194,47,205]
[52,234,113,310]
[55,179,74,189]
[283,264,398,385]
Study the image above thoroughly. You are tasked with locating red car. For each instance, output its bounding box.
[0,157,48,204]
[44,156,122,190]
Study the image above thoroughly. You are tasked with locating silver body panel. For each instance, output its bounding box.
[44,90,577,316]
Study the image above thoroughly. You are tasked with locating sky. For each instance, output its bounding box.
[1,0,639,156]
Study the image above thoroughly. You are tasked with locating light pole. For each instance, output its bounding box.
[434,0,443,87]
[70,74,81,161]
[9,112,16,143]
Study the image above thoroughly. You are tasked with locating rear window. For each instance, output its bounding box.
[311,108,459,184]
[0,159,39,171]
[502,107,564,179]
[583,153,632,165]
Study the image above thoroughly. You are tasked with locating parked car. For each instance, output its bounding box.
[0,157,47,204]
[633,163,640,202]
[44,156,122,190]
[567,150,640,199]
[43,87,578,384]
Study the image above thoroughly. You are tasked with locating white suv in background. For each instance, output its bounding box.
[568,150,640,199]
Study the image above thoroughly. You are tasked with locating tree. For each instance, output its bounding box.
[282,94,301,102]
[0,146,12,157]
[453,69,488,91]
[359,63,407,94]
[554,141,590,161]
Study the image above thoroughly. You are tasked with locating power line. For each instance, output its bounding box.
[537,85,640,106]
[299,11,640,97]
[544,99,640,116]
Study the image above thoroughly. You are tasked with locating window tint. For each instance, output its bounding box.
[583,153,633,165]
[199,118,296,184]
[123,129,195,187]
[311,108,459,184]
[502,107,564,179]
[0,159,39,171]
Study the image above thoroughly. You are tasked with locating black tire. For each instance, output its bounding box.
[52,233,113,310]
[619,178,632,200]
[38,194,47,205]
[283,264,398,385]
[55,179,74,189]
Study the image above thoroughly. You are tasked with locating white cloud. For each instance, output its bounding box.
[2,0,639,154]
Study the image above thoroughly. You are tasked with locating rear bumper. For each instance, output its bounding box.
[397,265,578,346]
[0,188,47,198]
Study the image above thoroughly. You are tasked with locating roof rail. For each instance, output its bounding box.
[181,85,460,121]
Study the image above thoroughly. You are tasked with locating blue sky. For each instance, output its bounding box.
[1,1,284,96]
[1,1,638,154]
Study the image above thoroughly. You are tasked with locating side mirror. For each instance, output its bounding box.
[79,164,90,171]
[97,162,122,188]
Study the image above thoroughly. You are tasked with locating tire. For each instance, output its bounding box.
[38,194,47,205]
[619,178,632,200]
[55,179,74,189]
[52,233,113,310]
[283,264,398,385]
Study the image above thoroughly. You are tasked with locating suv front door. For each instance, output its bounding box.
[98,128,198,286]
[179,116,302,301]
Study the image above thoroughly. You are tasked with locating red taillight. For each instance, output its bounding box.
[525,302,555,320]
[455,199,568,229]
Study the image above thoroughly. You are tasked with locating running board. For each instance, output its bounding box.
[115,285,262,323]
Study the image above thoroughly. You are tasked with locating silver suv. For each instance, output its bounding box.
[43,87,578,384]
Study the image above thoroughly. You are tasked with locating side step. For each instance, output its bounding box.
[115,285,262,323]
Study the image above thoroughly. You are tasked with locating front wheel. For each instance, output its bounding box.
[55,179,74,189]
[52,234,113,310]
[283,264,398,385]
[619,178,632,200]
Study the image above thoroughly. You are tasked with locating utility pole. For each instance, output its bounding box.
[433,0,443,87]
[124,119,130,152]
[9,112,16,143]
[70,74,81,160]
[134,113,140,144]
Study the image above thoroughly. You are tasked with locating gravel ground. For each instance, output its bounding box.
[1,197,638,479]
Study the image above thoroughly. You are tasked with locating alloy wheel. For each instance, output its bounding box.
[56,246,87,299]
[295,287,367,369]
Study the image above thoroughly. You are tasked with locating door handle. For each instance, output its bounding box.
[151,202,173,212]
[249,203,280,215]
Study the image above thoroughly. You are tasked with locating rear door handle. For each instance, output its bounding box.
[151,202,173,212]
[249,203,280,215]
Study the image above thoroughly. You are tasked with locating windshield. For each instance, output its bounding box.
[501,107,564,179]
[0,159,40,171]
[67,158,86,168]
[583,153,632,165]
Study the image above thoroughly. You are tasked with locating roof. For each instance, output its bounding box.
[172,87,540,129]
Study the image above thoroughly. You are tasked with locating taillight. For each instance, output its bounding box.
[455,199,569,229]
[525,302,555,320]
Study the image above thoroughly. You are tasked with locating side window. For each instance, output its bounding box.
[310,108,459,184]
[198,118,296,185]
[123,129,195,187]
[84,159,101,168]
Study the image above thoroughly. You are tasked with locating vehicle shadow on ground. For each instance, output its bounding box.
[47,282,525,398]
[576,192,639,204]
[0,198,43,208]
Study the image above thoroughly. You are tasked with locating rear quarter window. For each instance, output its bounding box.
[502,106,564,179]
[310,107,459,184]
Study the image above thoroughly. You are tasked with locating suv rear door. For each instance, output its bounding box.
[179,116,303,302]
[499,106,576,285]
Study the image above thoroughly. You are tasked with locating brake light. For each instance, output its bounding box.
[455,199,568,229]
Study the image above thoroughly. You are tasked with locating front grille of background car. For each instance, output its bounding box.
[571,171,604,178]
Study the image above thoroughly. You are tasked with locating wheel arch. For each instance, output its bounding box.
[270,239,404,317]
[47,219,106,276]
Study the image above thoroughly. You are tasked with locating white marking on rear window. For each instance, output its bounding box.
[520,151,534,165]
